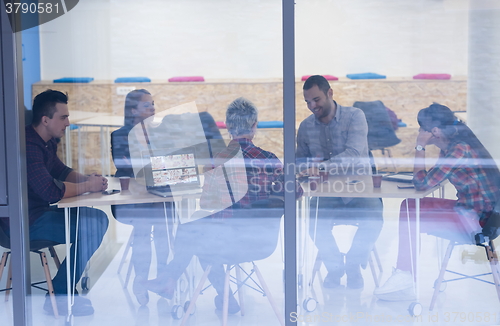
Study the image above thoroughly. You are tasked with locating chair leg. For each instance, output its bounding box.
[310,254,322,286]
[118,231,134,275]
[180,265,212,326]
[372,245,383,274]
[252,263,285,326]
[48,246,61,269]
[39,251,59,318]
[430,241,454,311]
[485,241,500,303]
[368,255,379,288]
[4,257,12,302]
[123,255,134,289]
[222,266,231,326]
[235,264,245,316]
[0,252,9,286]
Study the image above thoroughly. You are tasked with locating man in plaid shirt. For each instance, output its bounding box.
[17,90,108,316]
[147,97,302,314]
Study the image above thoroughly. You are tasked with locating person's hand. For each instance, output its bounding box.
[87,174,107,192]
[301,166,319,176]
[416,129,433,147]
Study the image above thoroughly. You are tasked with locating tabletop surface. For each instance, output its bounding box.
[57,177,200,208]
[302,175,442,199]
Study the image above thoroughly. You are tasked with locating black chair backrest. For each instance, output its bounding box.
[0,224,10,249]
[353,101,401,150]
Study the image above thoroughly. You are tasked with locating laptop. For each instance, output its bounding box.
[143,148,202,198]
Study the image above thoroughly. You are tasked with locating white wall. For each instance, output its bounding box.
[39,0,469,80]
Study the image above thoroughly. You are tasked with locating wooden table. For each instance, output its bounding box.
[57,177,200,322]
[298,174,445,316]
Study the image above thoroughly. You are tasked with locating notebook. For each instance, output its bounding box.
[382,172,414,183]
[143,148,202,198]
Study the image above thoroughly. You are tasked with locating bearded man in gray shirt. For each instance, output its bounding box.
[297,75,383,289]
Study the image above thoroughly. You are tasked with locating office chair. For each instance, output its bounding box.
[429,225,500,310]
[180,198,285,326]
[0,224,61,318]
[353,101,401,172]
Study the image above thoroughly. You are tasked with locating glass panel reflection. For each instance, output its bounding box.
[24,1,285,325]
[295,1,500,325]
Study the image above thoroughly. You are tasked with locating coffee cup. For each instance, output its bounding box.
[119,176,130,191]
[309,176,320,191]
[372,175,383,188]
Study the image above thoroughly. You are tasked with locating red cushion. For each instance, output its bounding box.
[301,75,338,81]
[216,121,226,129]
[413,74,451,80]
[168,76,205,82]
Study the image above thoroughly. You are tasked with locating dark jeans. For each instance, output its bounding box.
[164,205,282,295]
[309,197,383,274]
[112,202,171,279]
[29,206,109,295]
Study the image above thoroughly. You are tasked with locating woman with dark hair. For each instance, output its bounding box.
[374,103,500,301]
[111,89,170,306]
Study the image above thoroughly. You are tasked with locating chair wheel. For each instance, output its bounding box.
[408,302,422,316]
[81,277,89,291]
[171,305,184,319]
[433,279,447,292]
[184,300,196,315]
[303,298,317,312]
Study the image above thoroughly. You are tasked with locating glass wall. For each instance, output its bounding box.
[14,0,288,325]
[3,0,500,325]
[294,1,500,326]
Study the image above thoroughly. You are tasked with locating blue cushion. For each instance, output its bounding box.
[114,77,151,83]
[53,77,94,83]
[257,121,283,128]
[346,73,386,80]
[397,121,407,128]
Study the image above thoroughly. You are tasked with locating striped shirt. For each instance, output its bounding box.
[414,141,498,214]
[200,138,303,219]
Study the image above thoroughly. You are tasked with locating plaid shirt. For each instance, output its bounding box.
[25,125,72,225]
[200,138,303,219]
[414,141,498,214]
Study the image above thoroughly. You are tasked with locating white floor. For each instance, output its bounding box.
[2,183,500,326]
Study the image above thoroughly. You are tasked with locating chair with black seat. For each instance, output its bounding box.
[0,224,61,318]
[429,211,500,310]
[353,101,401,172]
[180,198,285,326]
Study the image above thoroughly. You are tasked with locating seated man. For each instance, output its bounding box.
[297,75,383,289]
[22,90,108,315]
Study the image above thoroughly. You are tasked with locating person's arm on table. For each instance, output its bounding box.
[63,173,108,198]
[413,130,466,190]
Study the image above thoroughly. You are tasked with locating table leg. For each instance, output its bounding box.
[64,207,72,323]
[415,198,420,300]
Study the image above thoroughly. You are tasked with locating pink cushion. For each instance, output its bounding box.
[301,75,338,81]
[413,74,451,80]
[168,76,205,82]
[216,121,226,129]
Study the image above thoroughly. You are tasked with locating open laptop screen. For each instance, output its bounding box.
[150,153,198,187]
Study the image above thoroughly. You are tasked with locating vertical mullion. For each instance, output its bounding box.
[282,0,296,325]
[0,2,32,325]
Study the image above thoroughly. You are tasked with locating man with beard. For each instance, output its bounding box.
[296,75,383,289]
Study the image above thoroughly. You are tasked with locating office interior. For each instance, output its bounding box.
[1,0,500,325]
